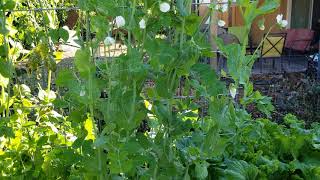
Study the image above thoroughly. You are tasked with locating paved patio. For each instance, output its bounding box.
[59,42,314,76]
[215,55,311,75]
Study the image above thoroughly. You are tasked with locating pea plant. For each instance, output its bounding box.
[1,0,320,179]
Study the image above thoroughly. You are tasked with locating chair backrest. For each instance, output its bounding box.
[285,29,315,52]
[228,26,248,45]
[261,33,286,58]
[218,33,240,45]
[217,27,227,35]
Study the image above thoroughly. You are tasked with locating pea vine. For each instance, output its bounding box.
[0,0,320,179]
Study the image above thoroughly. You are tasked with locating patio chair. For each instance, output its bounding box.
[257,32,287,73]
[285,29,315,73]
[285,29,315,55]
[218,33,240,45]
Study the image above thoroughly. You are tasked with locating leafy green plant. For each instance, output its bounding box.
[1,0,319,179]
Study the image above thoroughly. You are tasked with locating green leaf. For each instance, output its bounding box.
[0,120,14,138]
[49,29,59,43]
[215,42,256,85]
[0,73,9,87]
[74,49,96,78]
[145,38,178,68]
[257,0,280,15]
[155,76,171,98]
[223,160,259,180]
[59,28,69,42]
[195,161,210,179]
[191,63,226,96]
[176,0,191,17]
[91,15,109,40]
[78,0,97,11]
[185,15,201,36]
[0,60,13,78]
[49,28,70,43]
[93,135,107,148]
[2,0,15,10]
[56,69,77,87]
[72,136,85,149]
[108,149,133,174]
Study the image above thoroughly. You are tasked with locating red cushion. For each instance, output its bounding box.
[285,29,315,52]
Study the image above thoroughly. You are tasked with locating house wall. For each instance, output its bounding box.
[198,0,289,45]
[250,0,288,45]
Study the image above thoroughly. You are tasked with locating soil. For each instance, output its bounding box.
[251,72,320,126]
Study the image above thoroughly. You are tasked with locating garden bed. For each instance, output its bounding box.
[251,72,320,125]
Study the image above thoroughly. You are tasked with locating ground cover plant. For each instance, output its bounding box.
[0,0,320,179]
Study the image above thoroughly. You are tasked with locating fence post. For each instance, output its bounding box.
[209,0,218,70]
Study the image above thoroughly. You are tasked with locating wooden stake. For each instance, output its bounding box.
[210,0,218,70]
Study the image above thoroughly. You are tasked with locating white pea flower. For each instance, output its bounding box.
[79,89,86,97]
[229,86,237,99]
[276,14,283,24]
[155,34,167,39]
[259,24,265,31]
[258,19,265,31]
[221,4,228,12]
[50,110,63,118]
[215,0,228,12]
[214,4,220,10]
[114,16,126,28]
[104,36,115,46]
[160,2,170,13]
[139,19,146,29]
[17,109,22,115]
[218,20,226,27]
[276,14,288,28]
[45,122,59,134]
[48,91,56,100]
[66,133,77,142]
[38,90,56,101]
[280,20,288,27]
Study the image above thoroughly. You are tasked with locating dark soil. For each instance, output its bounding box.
[251,72,320,126]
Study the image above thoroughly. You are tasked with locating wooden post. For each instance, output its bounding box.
[210,0,218,70]
[198,0,218,69]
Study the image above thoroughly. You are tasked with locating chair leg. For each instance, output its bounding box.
[288,55,291,67]
[280,57,283,72]
[265,58,267,73]
[272,58,275,72]
[260,58,263,73]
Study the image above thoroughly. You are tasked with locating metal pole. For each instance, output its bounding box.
[317,40,320,80]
